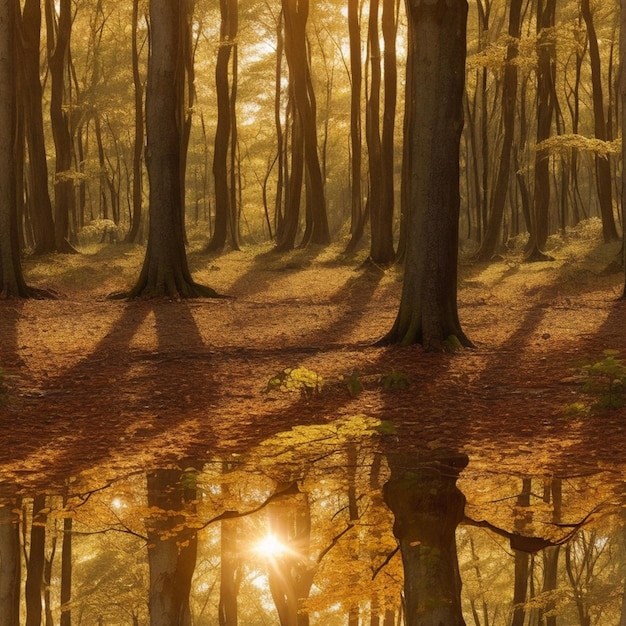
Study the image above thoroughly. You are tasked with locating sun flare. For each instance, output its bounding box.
[254,534,286,558]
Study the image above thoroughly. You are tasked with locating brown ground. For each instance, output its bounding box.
[2,224,626,494]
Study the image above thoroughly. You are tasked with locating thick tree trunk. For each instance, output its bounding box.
[18,0,57,254]
[344,0,364,252]
[383,452,468,626]
[0,0,30,298]
[128,0,218,299]
[147,468,198,626]
[382,0,470,349]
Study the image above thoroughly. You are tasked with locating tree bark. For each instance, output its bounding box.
[0,0,30,298]
[581,0,619,243]
[525,0,556,261]
[147,468,198,626]
[18,0,57,254]
[0,494,20,626]
[46,0,78,253]
[277,0,330,250]
[473,0,522,261]
[381,0,471,349]
[383,452,468,626]
[125,0,146,244]
[209,0,239,253]
[127,0,218,299]
[26,495,48,626]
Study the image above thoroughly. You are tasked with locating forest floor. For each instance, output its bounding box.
[1,219,626,495]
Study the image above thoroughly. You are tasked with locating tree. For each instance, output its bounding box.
[127,0,219,299]
[208,0,240,253]
[383,452,468,626]
[581,0,619,243]
[525,0,556,261]
[381,0,471,349]
[276,0,330,251]
[46,0,80,253]
[622,0,626,299]
[473,0,523,261]
[146,468,198,626]
[18,0,57,255]
[0,493,20,625]
[0,0,30,298]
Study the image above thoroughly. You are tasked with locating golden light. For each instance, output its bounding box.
[254,534,286,558]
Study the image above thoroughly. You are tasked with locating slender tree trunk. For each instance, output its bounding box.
[125,0,145,244]
[0,495,20,625]
[581,0,619,242]
[344,0,364,252]
[209,0,239,253]
[474,0,522,261]
[526,0,556,261]
[278,0,330,250]
[147,468,198,626]
[26,495,48,626]
[46,0,78,253]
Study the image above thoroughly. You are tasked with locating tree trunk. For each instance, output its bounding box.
[381,0,471,349]
[621,0,626,299]
[473,0,522,261]
[18,0,57,254]
[147,468,198,626]
[581,0,619,242]
[125,0,146,244]
[277,0,330,250]
[344,0,364,252]
[209,0,239,253]
[26,495,48,626]
[1,0,31,299]
[525,0,556,261]
[383,453,468,626]
[46,0,78,253]
[0,494,20,626]
[128,0,218,299]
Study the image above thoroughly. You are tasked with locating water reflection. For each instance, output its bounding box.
[0,418,624,625]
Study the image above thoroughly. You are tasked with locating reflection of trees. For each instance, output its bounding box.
[266,487,314,626]
[146,467,199,626]
[383,452,468,626]
[0,488,20,624]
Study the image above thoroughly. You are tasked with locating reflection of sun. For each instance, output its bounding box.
[254,534,286,558]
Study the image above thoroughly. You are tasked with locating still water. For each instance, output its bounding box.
[1,415,624,625]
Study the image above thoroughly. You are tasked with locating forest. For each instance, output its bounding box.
[2,0,626,624]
